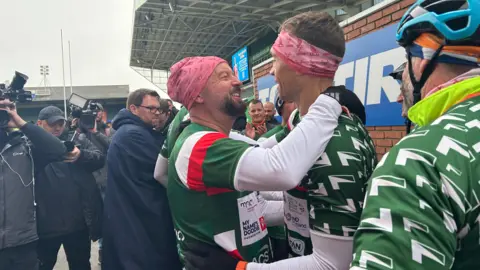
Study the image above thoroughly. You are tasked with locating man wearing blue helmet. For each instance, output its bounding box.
[350,0,480,269]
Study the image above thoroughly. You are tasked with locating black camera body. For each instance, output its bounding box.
[68,93,101,130]
[0,72,33,128]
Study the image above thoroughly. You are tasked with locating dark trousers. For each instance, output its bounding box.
[0,241,38,270]
[38,229,91,270]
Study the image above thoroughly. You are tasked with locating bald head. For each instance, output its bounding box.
[263,102,276,121]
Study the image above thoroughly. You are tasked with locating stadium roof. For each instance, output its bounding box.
[130,0,363,71]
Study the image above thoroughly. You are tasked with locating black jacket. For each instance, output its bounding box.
[0,123,67,250]
[35,133,105,241]
[79,131,110,190]
[102,109,181,270]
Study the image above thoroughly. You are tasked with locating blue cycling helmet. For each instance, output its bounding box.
[396,0,480,46]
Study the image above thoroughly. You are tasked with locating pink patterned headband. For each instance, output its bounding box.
[272,31,343,78]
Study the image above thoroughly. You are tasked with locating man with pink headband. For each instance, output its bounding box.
[166,45,344,266]
[182,11,376,270]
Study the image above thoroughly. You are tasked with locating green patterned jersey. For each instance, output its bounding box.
[278,109,377,257]
[168,123,273,264]
[350,94,480,270]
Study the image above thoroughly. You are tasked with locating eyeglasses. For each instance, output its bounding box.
[138,105,163,114]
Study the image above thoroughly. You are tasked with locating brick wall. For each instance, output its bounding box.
[252,0,414,160]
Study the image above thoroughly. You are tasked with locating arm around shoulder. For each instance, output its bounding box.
[234,95,342,191]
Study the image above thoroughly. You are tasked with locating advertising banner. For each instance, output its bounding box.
[256,23,405,126]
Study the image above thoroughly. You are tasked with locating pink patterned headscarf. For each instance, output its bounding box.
[167,56,227,110]
[272,31,343,78]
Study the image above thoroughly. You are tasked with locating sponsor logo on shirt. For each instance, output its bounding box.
[240,198,254,208]
[238,193,268,246]
[288,236,305,255]
[252,244,271,263]
[175,228,185,242]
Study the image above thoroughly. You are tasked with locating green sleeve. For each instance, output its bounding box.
[351,125,474,269]
[260,125,284,139]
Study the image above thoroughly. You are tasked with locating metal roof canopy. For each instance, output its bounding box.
[130,0,366,72]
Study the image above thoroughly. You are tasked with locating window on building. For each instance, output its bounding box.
[360,0,373,11]
[335,9,347,16]
[241,84,254,99]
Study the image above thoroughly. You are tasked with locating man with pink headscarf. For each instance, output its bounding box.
[181,11,376,270]
[166,42,344,267]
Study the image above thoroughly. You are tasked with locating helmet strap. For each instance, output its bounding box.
[404,44,444,134]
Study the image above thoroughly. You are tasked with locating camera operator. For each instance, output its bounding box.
[0,100,67,270]
[75,107,111,265]
[35,106,104,270]
[95,103,109,136]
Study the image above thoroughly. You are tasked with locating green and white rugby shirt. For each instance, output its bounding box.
[350,94,480,270]
[277,109,377,257]
[168,122,273,264]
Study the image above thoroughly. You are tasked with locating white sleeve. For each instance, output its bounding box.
[234,95,341,191]
[257,196,284,227]
[259,191,284,201]
[246,230,353,270]
[154,154,168,187]
[257,135,279,149]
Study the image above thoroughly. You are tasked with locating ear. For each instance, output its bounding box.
[129,104,137,113]
[36,120,42,126]
[415,59,430,75]
[194,95,205,104]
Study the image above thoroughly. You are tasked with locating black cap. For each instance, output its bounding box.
[389,62,406,81]
[324,86,366,124]
[38,106,66,125]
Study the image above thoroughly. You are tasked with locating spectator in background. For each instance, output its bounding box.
[35,106,104,270]
[77,110,112,266]
[389,62,409,118]
[245,99,277,139]
[259,97,296,139]
[95,103,109,135]
[152,98,171,145]
[263,101,280,126]
[166,98,179,117]
[102,89,181,270]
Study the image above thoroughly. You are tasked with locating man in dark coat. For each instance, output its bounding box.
[35,106,104,270]
[0,99,67,270]
[102,89,181,270]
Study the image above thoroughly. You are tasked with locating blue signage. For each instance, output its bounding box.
[232,46,250,82]
[256,23,405,126]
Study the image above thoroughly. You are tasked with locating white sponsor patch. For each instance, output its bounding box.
[238,193,268,246]
[284,192,310,237]
[288,235,305,255]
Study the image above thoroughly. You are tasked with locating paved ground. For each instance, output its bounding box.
[54,242,100,270]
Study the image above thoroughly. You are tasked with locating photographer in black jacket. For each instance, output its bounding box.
[77,109,111,265]
[35,106,104,270]
[0,99,67,270]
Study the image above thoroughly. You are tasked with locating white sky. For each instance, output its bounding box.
[0,0,170,98]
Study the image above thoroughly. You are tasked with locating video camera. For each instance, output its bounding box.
[0,72,33,128]
[68,93,102,130]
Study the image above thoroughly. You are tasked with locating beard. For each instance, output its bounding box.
[400,74,414,113]
[222,86,247,117]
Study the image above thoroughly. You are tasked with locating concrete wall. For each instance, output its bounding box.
[252,0,415,161]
